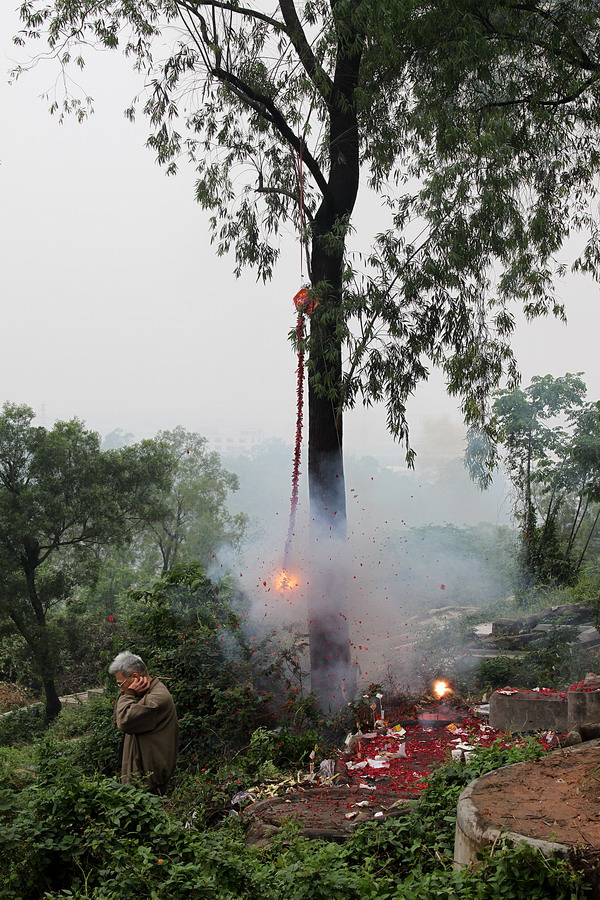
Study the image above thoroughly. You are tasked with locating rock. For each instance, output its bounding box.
[584,673,600,686]
[520,614,540,631]
[526,601,593,628]
[503,633,540,648]
[489,690,568,733]
[568,691,600,732]
[428,605,478,617]
[577,629,600,647]
[491,619,521,636]
[579,722,600,742]
[544,601,593,625]
[563,730,583,747]
[480,633,539,649]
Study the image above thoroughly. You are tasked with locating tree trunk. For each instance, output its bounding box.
[9,606,62,720]
[41,673,62,721]
[22,553,62,720]
[305,37,362,709]
[307,304,354,709]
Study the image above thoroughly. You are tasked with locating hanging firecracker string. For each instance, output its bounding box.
[284,308,306,560]
[282,140,320,569]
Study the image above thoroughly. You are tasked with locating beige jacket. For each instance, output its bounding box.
[114,677,179,792]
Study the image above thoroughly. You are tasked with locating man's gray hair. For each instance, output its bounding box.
[108,651,148,677]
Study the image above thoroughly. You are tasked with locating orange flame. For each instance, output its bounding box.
[433,680,450,699]
[274,569,299,591]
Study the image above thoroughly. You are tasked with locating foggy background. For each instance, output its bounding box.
[2,3,599,688]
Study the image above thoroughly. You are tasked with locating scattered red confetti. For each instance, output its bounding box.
[341,712,545,798]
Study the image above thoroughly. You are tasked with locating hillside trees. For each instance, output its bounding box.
[0,403,174,718]
[492,375,600,585]
[14,0,600,707]
[138,426,247,573]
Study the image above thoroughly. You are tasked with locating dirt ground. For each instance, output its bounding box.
[470,744,600,847]
[244,785,413,843]
[246,746,600,849]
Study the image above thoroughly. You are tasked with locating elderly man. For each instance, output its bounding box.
[108,651,178,794]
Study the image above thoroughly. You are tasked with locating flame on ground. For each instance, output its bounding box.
[274,569,299,591]
[433,680,450,699]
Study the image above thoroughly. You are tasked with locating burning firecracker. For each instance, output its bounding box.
[433,680,450,699]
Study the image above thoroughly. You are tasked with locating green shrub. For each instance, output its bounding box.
[243,726,321,773]
[38,695,122,778]
[476,625,596,690]
[388,841,585,899]
[0,745,36,792]
[0,765,163,899]
[0,703,46,747]
[118,565,283,767]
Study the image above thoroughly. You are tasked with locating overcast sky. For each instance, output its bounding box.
[2,4,599,468]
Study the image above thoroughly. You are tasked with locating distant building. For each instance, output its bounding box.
[205,429,266,457]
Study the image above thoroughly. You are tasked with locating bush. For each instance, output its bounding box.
[0,745,36,792]
[0,766,169,900]
[0,703,46,747]
[118,565,284,767]
[243,726,322,773]
[476,625,598,690]
[38,695,122,778]
[50,606,123,695]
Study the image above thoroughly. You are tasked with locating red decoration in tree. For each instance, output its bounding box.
[293,287,320,315]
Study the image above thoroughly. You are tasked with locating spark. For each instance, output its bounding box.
[274,569,299,591]
[433,680,450,699]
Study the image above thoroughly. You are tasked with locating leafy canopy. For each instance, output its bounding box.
[12,1,600,455]
[138,426,247,573]
[0,401,174,643]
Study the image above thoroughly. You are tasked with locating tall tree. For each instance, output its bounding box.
[140,426,247,572]
[14,0,600,706]
[0,403,173,718]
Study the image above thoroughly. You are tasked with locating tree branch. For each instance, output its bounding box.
[477,73,600,111]
[255,179,314,222]
[212,64,332,200]
[278,0,334,100]
[177,0,286,34]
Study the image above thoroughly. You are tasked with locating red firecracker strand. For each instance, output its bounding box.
[282,139,319,566]
[285,311,305,557]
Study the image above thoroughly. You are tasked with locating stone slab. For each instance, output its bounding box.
[489,690,568,733]
[578,629,600,647]
[568,690,600,731]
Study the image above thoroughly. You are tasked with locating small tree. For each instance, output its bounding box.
[0,403,174,718]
